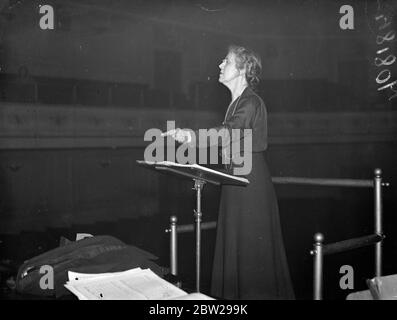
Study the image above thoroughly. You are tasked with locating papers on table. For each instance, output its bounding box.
[64,268,214,300]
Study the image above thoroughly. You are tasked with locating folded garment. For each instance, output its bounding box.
[16,235,167,298]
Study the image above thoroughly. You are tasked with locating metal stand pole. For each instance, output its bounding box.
[374,168,383,277]
[193,179,205,292]
[311,233,324,300]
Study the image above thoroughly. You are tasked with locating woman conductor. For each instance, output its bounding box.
[169,45,294,300]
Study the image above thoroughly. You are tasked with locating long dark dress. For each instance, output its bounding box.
[209,87,295,300]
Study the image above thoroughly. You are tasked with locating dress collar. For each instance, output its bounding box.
[223,86,252,124]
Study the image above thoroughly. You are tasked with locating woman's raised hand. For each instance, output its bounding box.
[161,128,191,143]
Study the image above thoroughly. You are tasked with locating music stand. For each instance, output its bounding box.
[137,160,249,292]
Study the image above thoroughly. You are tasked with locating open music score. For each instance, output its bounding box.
[136,160,249,186]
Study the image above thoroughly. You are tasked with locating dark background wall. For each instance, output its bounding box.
[0,0,396,300]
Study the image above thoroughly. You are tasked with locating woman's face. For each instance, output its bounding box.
[218,52,241,85]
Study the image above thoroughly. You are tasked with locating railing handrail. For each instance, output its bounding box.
[165,221,217,234]
[321,233,384,256]
[272,176,389,188]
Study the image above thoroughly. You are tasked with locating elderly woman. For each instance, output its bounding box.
[171,45,294,300]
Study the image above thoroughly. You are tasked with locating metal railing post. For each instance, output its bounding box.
[311,233,324,300]
[374,168,383,277]
[169,215,178,276]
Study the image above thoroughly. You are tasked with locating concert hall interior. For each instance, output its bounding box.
[0,0,396,300]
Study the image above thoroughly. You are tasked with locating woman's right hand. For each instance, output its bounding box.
[162,128,191,143]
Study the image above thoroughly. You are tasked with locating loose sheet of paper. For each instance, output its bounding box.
[65,268,188,300]
[171,292,215,300]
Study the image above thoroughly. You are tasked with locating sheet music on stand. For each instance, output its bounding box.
[136,160,249,186]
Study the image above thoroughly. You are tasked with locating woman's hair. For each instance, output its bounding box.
[228,45,262,89]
